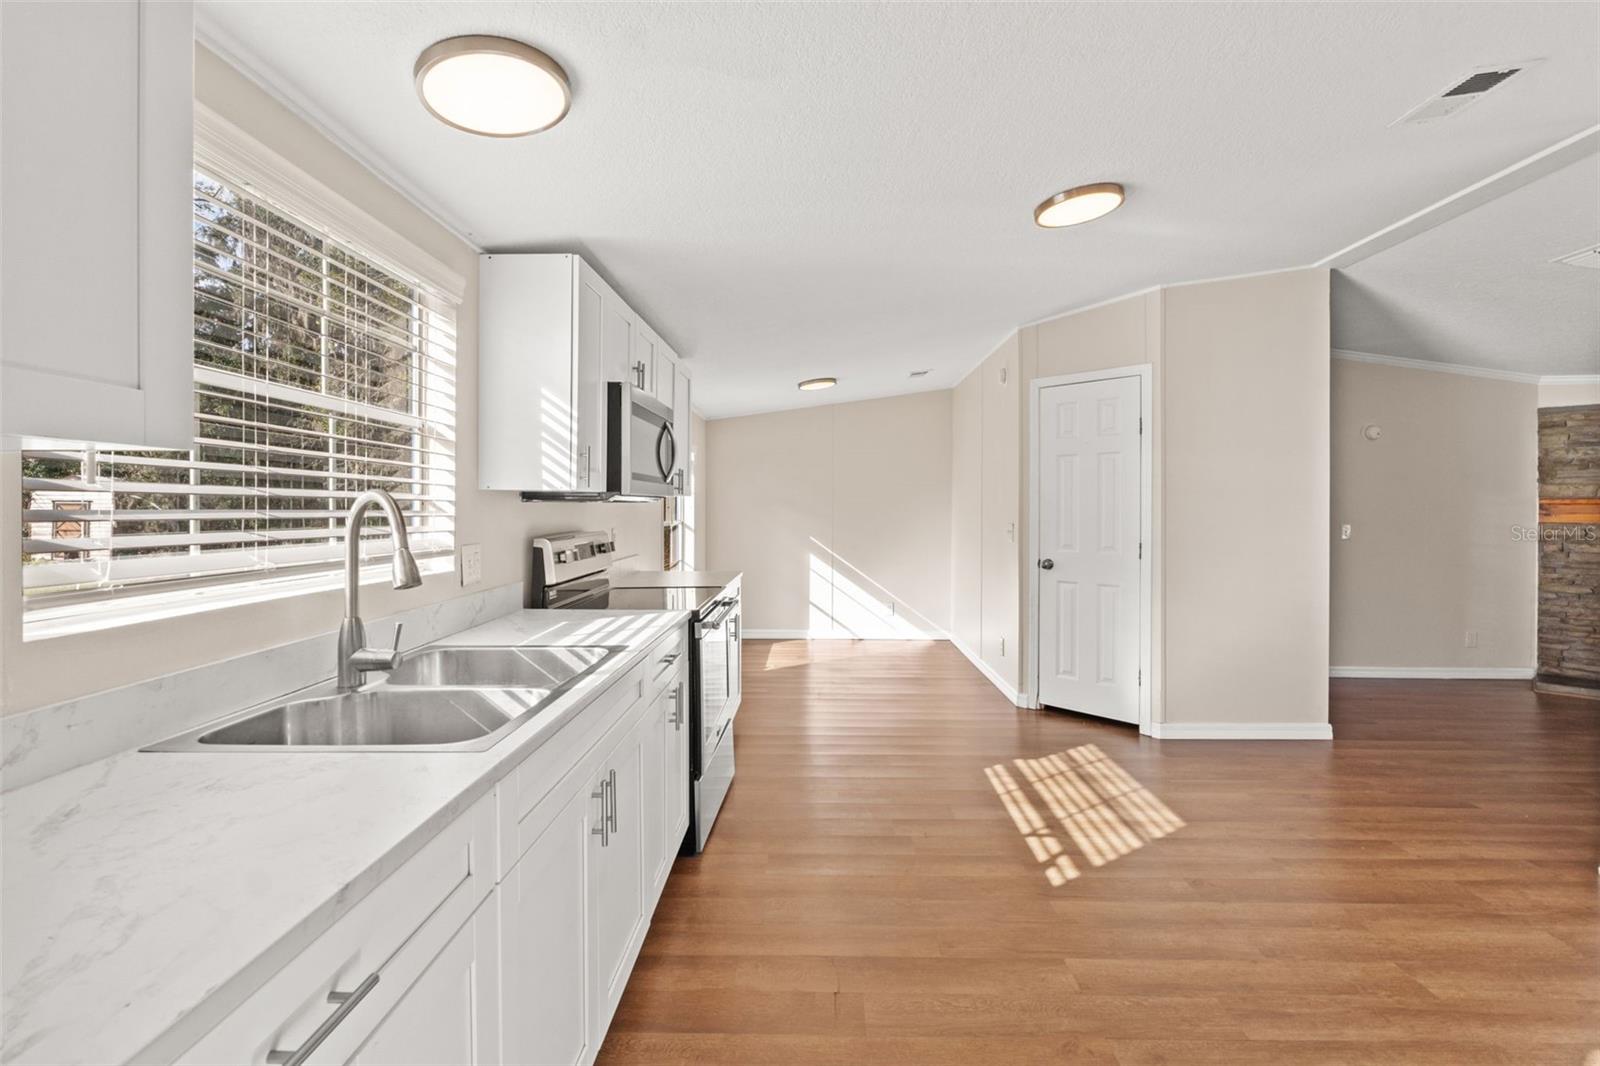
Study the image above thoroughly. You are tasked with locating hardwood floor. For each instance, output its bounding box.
[600,640,1600,1065]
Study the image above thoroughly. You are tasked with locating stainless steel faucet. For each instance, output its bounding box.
[337,489,424,691]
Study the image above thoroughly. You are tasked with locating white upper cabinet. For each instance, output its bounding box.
[479,253,691,495]
[0,0,194,449]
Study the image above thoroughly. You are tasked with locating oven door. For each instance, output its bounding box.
[694,598,734,769]
[606,381,680,498]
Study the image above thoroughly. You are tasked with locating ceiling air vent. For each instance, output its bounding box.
[909,369,931,378]
[1553,245,1600,270]
[1390,61,1541,126]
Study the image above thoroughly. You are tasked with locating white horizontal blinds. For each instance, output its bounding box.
[20,167,456,602]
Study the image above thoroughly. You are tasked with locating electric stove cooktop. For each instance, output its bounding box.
[588,585,724,613]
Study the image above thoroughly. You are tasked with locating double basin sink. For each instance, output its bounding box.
[146,645,624,753]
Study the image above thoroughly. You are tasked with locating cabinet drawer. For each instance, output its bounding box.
[646,625,686,688]
[176,796,496,1066]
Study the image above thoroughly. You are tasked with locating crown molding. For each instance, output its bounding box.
[1316,124,1600,270]
[194,17,484,255]
[1331,349,1548,384]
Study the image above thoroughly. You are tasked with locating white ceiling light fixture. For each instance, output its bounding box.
[1034,182,1125,228]
[798,377,837,391]
[414,35,571,137]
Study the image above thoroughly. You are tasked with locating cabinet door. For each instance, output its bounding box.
[346,897,499,1066]
[573,266,606,492]
[650,343,676,406]
[0,0,193,448]
[672,367,692,490]
[638,688,668,900]
[630,328,657,397]
[502,788,594,1066]
[664,678,690,858]
[600,292,634,392]
[589,739,643,1034]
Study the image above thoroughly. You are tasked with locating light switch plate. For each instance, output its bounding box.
[460,543,483,586]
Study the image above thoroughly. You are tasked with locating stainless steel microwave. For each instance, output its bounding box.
[606,381,681,498]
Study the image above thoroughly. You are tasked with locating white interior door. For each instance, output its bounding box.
[1036,376,1142,723]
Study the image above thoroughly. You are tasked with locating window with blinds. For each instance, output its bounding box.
[19,165,457,623]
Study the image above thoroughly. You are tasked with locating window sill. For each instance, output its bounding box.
[22,555,456,643]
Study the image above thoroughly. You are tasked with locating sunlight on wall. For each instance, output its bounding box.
[806,538,943,639]
[986,743,1184,886]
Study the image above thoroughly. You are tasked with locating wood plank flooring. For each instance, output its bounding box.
[599,640,1599,1065]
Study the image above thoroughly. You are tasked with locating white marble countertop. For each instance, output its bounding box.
[0,609,687,1066]
[610,569,741,590]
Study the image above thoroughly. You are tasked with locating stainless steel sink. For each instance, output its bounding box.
[384,645,615,689]
[144,644,625,752]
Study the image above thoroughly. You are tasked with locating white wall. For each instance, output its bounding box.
[706,391,952,637]
[1538,379,1600,409]
[0,46,669,716]
[1331,357,1538,673]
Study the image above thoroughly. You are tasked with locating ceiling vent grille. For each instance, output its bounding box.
[1553,245,1600,270]
[1391,61,1541,126]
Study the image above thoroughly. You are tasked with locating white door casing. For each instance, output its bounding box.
[1035,375,1143,724]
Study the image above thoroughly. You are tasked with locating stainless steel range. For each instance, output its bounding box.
[530,532,742,854]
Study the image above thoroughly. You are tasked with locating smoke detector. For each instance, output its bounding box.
[1553,245,1600,270]
[1390,61,1542,126]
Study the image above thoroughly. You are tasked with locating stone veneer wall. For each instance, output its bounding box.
[1538,404,1600,683]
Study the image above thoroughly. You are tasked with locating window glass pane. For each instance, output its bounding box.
[20,165,457,617]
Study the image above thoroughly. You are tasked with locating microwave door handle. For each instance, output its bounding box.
[656,422,673,480]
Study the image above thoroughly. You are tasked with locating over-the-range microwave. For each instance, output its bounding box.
[519,381,682,502]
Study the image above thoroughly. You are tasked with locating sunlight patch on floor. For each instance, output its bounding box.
[987,743,1184,885]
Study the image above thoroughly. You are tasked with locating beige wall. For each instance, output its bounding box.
[1331,358,1537,670]
[951,271,1332,730]
[706,391,952,637]
[0,47,668,715]
[949,333,1023,690]
[1538,380,1600,409]
[1161,270,1330,725]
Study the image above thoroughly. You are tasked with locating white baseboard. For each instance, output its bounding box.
[949,636,1027,707]
[741,628,949,641]
[1151,721,1334,740]
[1330,666,1534,680]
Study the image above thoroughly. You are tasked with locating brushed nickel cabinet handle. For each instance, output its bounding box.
[265,972,380,1066]
[591,783,609,846]
[607,769,619,832]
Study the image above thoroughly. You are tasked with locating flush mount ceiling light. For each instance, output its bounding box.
[1034,182,1125,228]
[798,377,837,391]
[414,35,571,137]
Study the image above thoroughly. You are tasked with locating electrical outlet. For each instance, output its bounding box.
[1340,524,1352,540]
[460,543,483,586]
[1464,630,1479,649]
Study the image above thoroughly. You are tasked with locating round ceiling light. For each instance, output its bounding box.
[1034,182,1125,228]
[798,377,837,391]
[414,35,571,137]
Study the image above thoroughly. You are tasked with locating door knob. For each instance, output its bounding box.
[1038,558,1054,570]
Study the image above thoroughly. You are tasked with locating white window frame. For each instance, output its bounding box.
[20,105,467,642]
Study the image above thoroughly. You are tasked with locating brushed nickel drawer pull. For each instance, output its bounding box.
[265,972,380,1066]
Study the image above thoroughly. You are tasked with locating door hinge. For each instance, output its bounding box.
[1138,669,1142,686]
[1138,541,1143,560]
[1138,416,1143,435]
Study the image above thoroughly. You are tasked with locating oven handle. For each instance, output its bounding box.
[699,599,736,630]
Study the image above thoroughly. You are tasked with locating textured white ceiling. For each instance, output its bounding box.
[1334,154,1600,376]
[197,1,1600,415]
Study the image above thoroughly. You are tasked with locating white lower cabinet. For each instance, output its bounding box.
[348,897,500,1066]
[178,632,691,1066]
[588,724,645,1041]
[500,788,594,1066]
